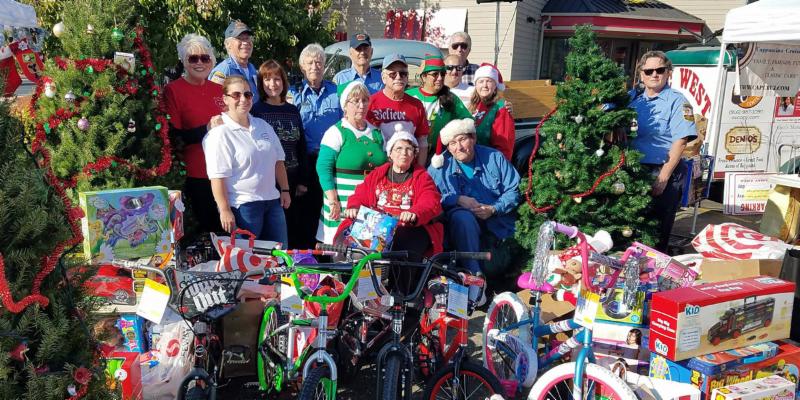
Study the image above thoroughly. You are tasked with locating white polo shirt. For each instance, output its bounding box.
[203,113,285,208]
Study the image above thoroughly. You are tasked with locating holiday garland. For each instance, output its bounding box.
[525,107,626,213]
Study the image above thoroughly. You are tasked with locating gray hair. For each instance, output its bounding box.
[177,33,217,66]
[448,32,471,48]
[299,43,326,65]
[637,50,673,74]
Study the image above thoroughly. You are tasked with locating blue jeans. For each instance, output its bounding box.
[231,199,288,247]
[445,207,483,274]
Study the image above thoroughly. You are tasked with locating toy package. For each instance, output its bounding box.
[687,342,779,376]
[596,287,648,325]
[634,242,698,291]
[80,186,170,262]
[649,340,800,398]
[168,190,184,243]
[649,276,794,361]
[345,206,399,251]
[116,315,145,353]
[710,374,795,400]
[84,265,136,305]
[591,321,651,374]
[105,351,142,400]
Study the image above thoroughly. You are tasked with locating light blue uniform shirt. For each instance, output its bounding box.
[287,80,342,153]
[333,67,384,95]
[629,85,697,164]
[209,57,260,104]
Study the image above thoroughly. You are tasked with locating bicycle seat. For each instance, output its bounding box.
[517,272,554,293]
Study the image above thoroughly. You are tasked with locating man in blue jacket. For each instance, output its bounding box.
[428,118,520,300]
[209,20,260,103]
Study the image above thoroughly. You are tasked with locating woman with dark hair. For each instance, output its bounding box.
[251,60,311,248]
[406,54,472,165]
[468,64,515,161]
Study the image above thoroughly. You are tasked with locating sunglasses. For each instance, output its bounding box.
[225,91,254,100]
[387,70,409,80]
[451,43,469,50]
[425,71,443,78]
[187,54,211,64]
[445,65,465,72]
[642,67,667,76]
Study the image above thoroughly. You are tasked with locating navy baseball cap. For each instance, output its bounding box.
[382,53,407,70]
[350,33,371,49]
[225,20,253,39]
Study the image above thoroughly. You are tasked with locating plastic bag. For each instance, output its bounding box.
[141,310,193,399]
[691,223,792,260]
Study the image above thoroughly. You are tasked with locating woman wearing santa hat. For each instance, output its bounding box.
[468,64,515,160]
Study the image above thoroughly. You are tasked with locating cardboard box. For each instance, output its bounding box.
[710,374,795,400]
[649,276,794,361]
[626,371,701,400]
[80,186,170,262]
[649,341,800,398]
[687,342,779,376]
[700,259,783,283]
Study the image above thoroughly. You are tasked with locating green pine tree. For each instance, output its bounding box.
[516,25,658,252]
[0,97,112,399]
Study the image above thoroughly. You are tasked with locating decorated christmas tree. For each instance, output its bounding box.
[516,25,658,251]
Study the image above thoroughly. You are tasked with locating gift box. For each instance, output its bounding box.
[710,374,795,400]
[649,341,800,398]
[168,190,184,243]
[649,276,794,361]
[80,186,170,262]
[116,315,145,353]
[106,351,142,400]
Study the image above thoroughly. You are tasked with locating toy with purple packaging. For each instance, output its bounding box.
[116,315,145,353]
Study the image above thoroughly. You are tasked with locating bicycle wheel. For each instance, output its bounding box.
[482,292,535,387]
[299,365,336,400]
[528,362,635,400]
[381,353,411,400]
[257,304,285,392]
[422,360,504,400]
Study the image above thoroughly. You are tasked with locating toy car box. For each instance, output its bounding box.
[649,276,794,361]
[80,186,170,262]
[687,342,779,376]
[649,341,800,398]
[710,374,795,400]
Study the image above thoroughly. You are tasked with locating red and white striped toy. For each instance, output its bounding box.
[210,230,281,273]
[691,223,792,260]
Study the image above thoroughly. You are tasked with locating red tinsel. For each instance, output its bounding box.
[525,107,627,213]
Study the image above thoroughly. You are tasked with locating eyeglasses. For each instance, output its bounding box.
[392,146,416,154]
[451,42,469,50]
[386,70,409,80]
[642,67,667,76]
[225,91,254,100]
[425,71,443,79]
[347,98,369,106]
[445,65,465,73]
[187,54,212,64]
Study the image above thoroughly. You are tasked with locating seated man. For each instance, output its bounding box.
[428,118,520,299]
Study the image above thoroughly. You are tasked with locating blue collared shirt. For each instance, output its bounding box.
[629,85,697,164]
[427,145,520,239]
[209,57,261,103]
[333,67,384,94]
[287,80,342,153]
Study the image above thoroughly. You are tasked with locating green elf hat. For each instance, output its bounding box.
[420,54,445,74]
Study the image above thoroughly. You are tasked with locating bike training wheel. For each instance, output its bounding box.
[299,365,336,400]
[381,353,412,400]
[482,291,535,387]
[257,304,285,393]
[183,385,211,400]
[422,360,504,400]
[528,362,635,400]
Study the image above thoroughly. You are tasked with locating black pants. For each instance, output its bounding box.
[389,226,430,296]
[287,152,323,249]
[184,177,222,235]
[646,161,687,253]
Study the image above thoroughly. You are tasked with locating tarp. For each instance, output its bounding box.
[0,0,38,28]
[722,0,800,44]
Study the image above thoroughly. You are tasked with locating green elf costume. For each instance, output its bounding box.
[316,81,388,243]
[406,54,473,163]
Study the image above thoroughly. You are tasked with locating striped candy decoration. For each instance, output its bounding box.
[210,230,280,273]
[691,223,792,260]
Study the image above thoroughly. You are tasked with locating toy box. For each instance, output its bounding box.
[687,342,779,376]
[105,351,143,400]
[116,315,145,353]
[634,242,698,290]
[591,321,650,374]
[710,374,795,400]
[596,287,648,325]
[345,206,399,251]
[80,186,170,262]
[649,276,794,361]
[625,371,702,400]
[84,265,136,305]
[168,190,184,243]
[649,341,800,398]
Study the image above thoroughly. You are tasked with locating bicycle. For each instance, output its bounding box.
[113,253,293,400]
[352,248,503,400]
[481,221,643,399]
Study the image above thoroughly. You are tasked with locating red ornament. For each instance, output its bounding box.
[73,366,91,385]
[9,342,28,361]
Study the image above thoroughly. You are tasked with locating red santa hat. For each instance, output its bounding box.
[474,63,505,91]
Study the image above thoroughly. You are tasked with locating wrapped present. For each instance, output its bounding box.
[80,186,170,262]
[168,190,184,243]
[691,223,792,261]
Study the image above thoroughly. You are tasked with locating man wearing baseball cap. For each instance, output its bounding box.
[333,33,383,95]
[209,20,260,103]
[367,53,430,166]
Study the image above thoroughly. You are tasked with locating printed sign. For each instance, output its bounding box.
[737,43,800,96]
[137,279,170,324]
[723,172,776,215]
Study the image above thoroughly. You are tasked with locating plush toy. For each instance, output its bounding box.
[546,230,611,291]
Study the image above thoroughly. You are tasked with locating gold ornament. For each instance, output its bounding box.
[612,181,625,195]
[573,196,582,204]
[622,226,633,237]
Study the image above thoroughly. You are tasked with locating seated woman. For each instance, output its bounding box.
[336,130,443,258]
[203,76,290,245]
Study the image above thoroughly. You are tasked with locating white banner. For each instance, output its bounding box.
[723,172,776,215]
[737,43,800,96]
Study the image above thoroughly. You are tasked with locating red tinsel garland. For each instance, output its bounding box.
[525,107,626,213]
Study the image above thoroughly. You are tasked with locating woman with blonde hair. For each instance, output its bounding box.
[468,64,515,160]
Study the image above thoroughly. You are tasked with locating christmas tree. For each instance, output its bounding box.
[0,96,110,398]
[516,25,658,251]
